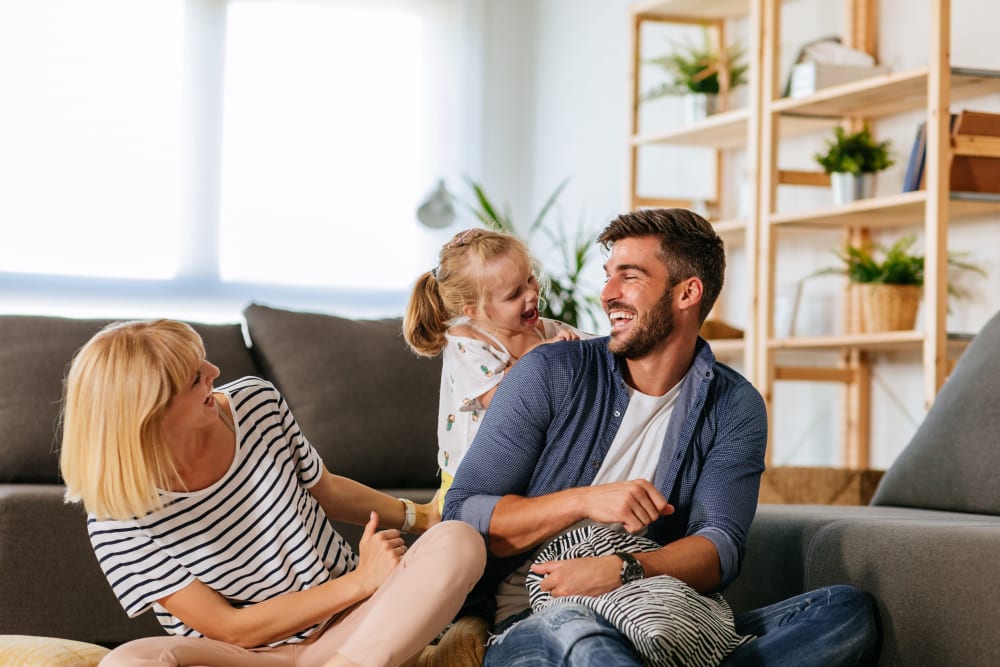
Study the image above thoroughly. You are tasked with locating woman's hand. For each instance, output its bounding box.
[353,512,405,594]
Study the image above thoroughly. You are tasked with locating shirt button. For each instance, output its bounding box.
[614,410,621,417]
[591,461,600,469]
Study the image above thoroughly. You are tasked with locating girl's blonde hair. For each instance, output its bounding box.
[403,228,536,357]
[60,320,206,520]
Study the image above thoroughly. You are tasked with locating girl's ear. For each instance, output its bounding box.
[462,303,478,319]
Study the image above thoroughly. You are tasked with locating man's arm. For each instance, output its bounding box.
[488,479,673,557]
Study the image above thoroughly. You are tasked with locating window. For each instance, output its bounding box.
[0,0,475,319]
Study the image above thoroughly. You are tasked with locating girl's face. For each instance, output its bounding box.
[160,359,221,436]
[470,252,541,335]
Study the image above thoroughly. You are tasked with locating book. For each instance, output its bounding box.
[901,122,926,192]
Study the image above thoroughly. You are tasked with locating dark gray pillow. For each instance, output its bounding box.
[0,315,260,484]
[872,308,1000,514]
[243,304,441,490]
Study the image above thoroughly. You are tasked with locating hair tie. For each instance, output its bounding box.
[431,267,439,279]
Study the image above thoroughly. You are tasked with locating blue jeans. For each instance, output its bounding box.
[483,585,878,667]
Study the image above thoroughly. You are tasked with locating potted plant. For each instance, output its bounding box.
[814,124,894,204]
[642,30,749,124]
[825,235,985,332]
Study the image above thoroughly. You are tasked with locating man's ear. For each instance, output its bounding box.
[676,277,704,314]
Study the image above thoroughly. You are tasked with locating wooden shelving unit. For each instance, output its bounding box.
[627,0,762,367]
[627,0,999,470]
[755,0,1000,468]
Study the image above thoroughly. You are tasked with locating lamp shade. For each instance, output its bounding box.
[416,179,456,229]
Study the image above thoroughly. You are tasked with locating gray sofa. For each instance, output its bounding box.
[726,307,1000,666]
[0,304,441,647]
[3,302,1000,664]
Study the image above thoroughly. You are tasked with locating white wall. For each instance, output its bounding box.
[476,0,1000,469]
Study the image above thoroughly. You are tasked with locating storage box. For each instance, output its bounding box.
[789,62,891,98]
[758,466,886,505]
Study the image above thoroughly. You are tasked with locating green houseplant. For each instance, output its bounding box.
[814,124,894,204]
[824,235,985,332]
[643,30,749,123]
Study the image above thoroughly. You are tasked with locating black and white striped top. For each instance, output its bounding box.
[88,377,356,645]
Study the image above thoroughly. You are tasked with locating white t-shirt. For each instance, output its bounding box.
[88,377,356,646]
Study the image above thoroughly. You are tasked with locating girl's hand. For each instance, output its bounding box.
[546,328,579,343]
[354,512,405,593]
[414,497,441,533]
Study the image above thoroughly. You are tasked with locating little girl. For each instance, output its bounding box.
[404,228,591,511]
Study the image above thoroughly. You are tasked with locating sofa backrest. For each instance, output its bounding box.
[871,308,1000,514]
[0,315,260,484]
[243,304,441,490]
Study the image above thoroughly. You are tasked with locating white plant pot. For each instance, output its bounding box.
[682,93,718,124]
[831,172,875,205]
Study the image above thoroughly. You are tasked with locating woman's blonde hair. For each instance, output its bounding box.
[403,228,536,357]
[60,320,206,520]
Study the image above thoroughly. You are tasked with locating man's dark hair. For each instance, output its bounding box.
[597,208,725,323]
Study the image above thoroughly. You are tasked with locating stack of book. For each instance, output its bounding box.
[903,109,1000,194]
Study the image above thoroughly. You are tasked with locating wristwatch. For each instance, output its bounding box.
[615,552,644,585]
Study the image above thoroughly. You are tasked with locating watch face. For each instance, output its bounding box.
[619,553,644,584]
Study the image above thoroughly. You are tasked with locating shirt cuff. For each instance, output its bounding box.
[694,526,738,588]
[460,494,502,538]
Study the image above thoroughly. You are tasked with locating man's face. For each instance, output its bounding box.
[601,236,677,359]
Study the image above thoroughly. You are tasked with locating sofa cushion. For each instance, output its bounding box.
[243,304,441,489]
[871,308,1000,514]
[0,315,260,484]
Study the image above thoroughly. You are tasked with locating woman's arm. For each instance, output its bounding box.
[309,467,438,533]
[158,512,404,648]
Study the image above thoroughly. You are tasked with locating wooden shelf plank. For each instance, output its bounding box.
[768,331,973,355]
[771,67,1000,120]
[707,338,746,356]
[632,108,751,149]
[769,191,1000,229]
[632,0,750,20]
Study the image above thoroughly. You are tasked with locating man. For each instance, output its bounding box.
[443,208,878,666]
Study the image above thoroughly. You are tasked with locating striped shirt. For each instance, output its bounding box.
[88,377,356,645]
[443,336,767,592]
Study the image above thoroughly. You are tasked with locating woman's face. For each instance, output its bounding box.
[160,359,221,436]
[476,253,541,336]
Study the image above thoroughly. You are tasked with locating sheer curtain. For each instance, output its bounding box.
[0,0,479,320]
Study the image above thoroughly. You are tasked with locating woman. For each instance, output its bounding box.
[60,319,485,667]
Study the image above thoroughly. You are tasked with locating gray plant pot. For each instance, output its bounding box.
[831,171,875,205]
[683,93,718,124]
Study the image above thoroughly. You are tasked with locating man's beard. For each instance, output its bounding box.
[607,285,676,359]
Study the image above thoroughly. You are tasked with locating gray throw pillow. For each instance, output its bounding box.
[242,303,441,489]
[871,308,1000,514]
[0,315,259,484]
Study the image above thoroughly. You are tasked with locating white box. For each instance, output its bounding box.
[789,62,891,98]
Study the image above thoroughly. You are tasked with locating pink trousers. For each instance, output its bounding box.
[100,520,486,667]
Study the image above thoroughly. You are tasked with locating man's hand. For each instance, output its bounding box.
[530,555,622,597]
[584,479,674,534]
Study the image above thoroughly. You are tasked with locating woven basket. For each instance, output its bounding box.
[857,283,921,332]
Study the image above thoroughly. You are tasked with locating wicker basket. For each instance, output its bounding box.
[857,283,921,332]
